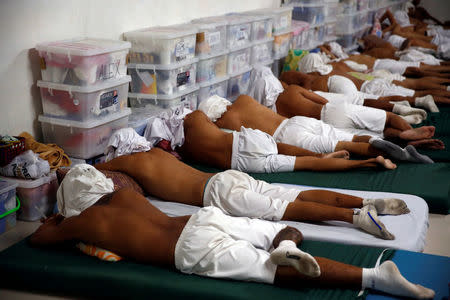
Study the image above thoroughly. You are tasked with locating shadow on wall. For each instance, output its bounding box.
[28,48,44,141]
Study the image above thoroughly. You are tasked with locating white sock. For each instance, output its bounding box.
[362,198,410,215]
[447,86,450,91]
[353,205,395,240]
[400,114,424,125]
[362,261,435,299]
[415,95,439,113]
[389,100,411,107]
[392,104,427,119]
[270,240,321,277]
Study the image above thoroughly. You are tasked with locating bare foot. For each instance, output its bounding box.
[399,126,435,140]
[323,150,350,159]
[376,156,397,170]
[408,139,445,150]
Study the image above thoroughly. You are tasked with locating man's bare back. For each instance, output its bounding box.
[96,148,211,206]
[31,187,190,267]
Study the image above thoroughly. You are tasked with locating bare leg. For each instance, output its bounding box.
[297,190,363,208]
[294,156,397,171]
[363,99,395,111]
[281,200,353,223]
[414,89,450,98]
[394,79,447,91]
[335,141,383,157]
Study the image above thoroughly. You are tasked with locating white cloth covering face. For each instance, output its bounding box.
[57,164,114,218]
[231,127,295,173]
[298,53,333,75]
[272,116,354,153]
[328,42,349,59]
[373,59,420,75]
[321,102,387,134]
[248,66,284,112]
[144,106,192,150]
[361,79,415,97]
[174,206,286,283]
[369,69,406,83]
[104,128,152,162]
[394,10,412,27]
[396,49,441,66]
[197,95,232,122]
[203,170,299,220]
[327,75,358,95]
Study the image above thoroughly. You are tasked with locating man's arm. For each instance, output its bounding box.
[30,214,86,246]
[297,86,329,105]
[277,143,322,157]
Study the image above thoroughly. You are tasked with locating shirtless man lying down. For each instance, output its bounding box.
[30,164,434,299]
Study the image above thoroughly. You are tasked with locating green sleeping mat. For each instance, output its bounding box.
[188,162,450,214]
[0,238,393,299]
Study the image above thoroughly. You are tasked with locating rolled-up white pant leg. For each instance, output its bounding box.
[361,79,415,97]
[174,207,287,283]
[373,59,420,75]
[231,128,296,173]
[321,102,386,134]
[203,170,300,220]
[272,117,354,153]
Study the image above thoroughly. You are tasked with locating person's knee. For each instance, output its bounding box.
[273,226,304,248]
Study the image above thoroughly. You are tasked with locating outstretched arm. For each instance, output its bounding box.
[293,156,396,171]
[277,142,322,157]
[298,86,329,105]
[30,214,85,246]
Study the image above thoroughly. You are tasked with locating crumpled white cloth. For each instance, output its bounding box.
[387,34,407,49]
[361,78,415,97]
[57,164,114,218]
[197,95,232,122]
[314,91,366,106]
[0,150,50,179]
[298,53,333,75]
[144,106,192,150]
[328,42,349,59]
[373,59,420,75]
[370,69,406,83]
[104,128,152,162]
[396,49,441,66]
[394,10,412,27]
[327,75,358,95]
[248,65,284,111]
[344,60,368,72]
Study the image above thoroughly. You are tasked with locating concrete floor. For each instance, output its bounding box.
[1,214,449,299]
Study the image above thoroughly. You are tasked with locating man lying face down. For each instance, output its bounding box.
[30,164,434,299]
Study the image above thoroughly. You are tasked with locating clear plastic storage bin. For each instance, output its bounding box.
[273,30,292,58]
[38,76,130,122]
[338,0,357,14]
[251,38,274,65]
[336,25,371,48]
[128,59,198,96]
[0,180,17,234]
[227,67,252,101]
[36,38,131,87]
[0,173,58,222]
[128,85,199,111]
[247,14,273,41]
[39,108,131,159]
[198,76,229,106]
[250,7,293,34]
[228,46,252,75]
[124,24,197,65]
[336,11,369,34]
[291,20,310,49]
[193,21,228,56]
[197,50,228,83]
[292,4,326,25]
[324,2,339,22]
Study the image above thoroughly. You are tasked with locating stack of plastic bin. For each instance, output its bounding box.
[335,0,370,50]
[36,38,132,160]
[0,180,17,234]
[124,24,200,117]
[190,19,230,106]
[324,0,339,43]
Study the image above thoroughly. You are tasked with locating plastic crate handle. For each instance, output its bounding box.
[0,196,21,219]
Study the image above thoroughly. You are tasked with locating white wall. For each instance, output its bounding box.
[421,0,450,24]
[0,0,280,140]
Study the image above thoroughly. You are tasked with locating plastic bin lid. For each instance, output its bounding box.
[37,75,131,94]
[36,38,131,57]
[253,6,293,15]
[197,49,229,61]
[222,14,255,25]
[128,107,167,128]
[38,108,131,129]
[127,58,198,71]
[228,66,253,78]
[199,75,230,88]
[128,85,199,101]
[240,12,274,22]
[191,19,228,29]
[124,24,198,40]
[0,180,17,195]
[291,20,310,35]
[229,42,253,52]
[273,28,292,36]
[0,172,56,189]
[252,37,275,46]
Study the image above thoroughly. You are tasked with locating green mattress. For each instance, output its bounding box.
[0,238,393,299]
[413,111,450,161]
[189,162,450,214]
